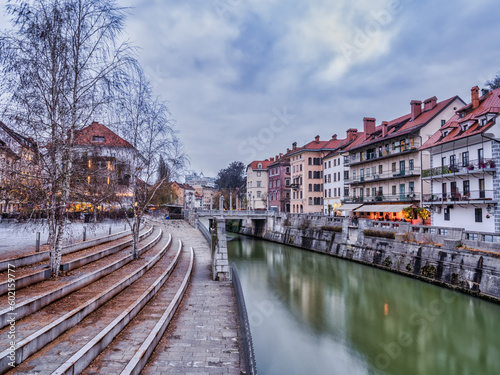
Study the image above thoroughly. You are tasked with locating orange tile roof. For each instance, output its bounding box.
[421,88,500,149]
[248,160,272,170]
[74,122,134,148]
[350,96,461,151]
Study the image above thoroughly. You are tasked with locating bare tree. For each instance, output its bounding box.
[0,0,134,275]
[112,68,188,259]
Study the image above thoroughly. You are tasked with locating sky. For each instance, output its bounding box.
[2,0,500,179]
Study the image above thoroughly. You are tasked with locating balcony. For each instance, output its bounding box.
[345,168,421,184]
[349,140,422,166]
[422,159,497,179]
[343,193,421,204]
[422,190,496,204]
[290,183,301,191]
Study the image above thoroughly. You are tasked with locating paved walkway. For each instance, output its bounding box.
[143,220,243,374]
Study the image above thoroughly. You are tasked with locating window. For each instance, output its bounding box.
[366,188,370,197]
[409,159,414,171]
[308,171,312,179]
[409,182,414,194]
[462,151,469,167]
[344,171,349,179]
[324,162,327,169]
[292,166,295,173]
[257,163,262,169]
[475,208,482,223]
[285,178,290,186]
[442,157,446,167]
[344,187,349,197]
[392,162,396,172]
[392,185,396,195]
[300,164,302,171]
[308,157,312,165]
[257,181,261,187]
[478,148,484,163]
[379,165,383,175]
[463,180,470,195]
[257,172,261,177]
[444,208,450,221]
[308,184,312,192]
[329,161,332,168]
[286,167,290,173]
[450,155,456,167]
[92,136,105,142]
[442,183,447,197]
[257,191,261,198]
[441,119,446,126]
[366,168,370,178]
[308,197,312,205]
[353,170,356,179]
[372,187,377,197]
[479,178,485,198]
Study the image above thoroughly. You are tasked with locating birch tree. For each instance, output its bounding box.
[113,68,187,259]
[0,0,134,275]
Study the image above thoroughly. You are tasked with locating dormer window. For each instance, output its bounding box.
[459,112,465,118]
[92,136,105,142]
[257,163,262,169]
[442,130,450,137]
[480,118,487,127]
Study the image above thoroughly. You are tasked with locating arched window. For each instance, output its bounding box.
[257,163,262,169]
[308,197,312,205]
[300,205,303,213]
[308,184,312,192]
[308,157,312,165]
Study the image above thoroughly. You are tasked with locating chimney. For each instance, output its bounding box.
[275,155,278,161]
[382,121,388,137]
[279,153,283,158]
[363,117,376,136]
[286,148,290,153]
[410,100,422,121]
[331,134,337,140]
[471,86,480,109]
[423,96,437,111]
[270,157,274,162]
[346,128,358,142]
[315,135,320,143]
[292,142,297,150]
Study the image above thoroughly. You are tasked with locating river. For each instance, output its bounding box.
[227,234,500,375]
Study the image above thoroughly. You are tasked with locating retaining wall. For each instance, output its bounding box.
[240,215,500,302]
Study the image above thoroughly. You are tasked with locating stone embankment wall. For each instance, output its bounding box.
[239,214,500,302]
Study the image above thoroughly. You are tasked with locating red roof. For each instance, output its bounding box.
[421,88,500,149]
[172,182,195,190]
[74,122,134,148]
[248,160,272,170]
[350,96,462,151]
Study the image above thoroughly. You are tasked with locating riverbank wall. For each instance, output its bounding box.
[238,214,500,302]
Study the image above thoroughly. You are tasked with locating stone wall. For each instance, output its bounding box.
[240,215,500,302]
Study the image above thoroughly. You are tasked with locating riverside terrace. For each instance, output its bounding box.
[0,219,248,374]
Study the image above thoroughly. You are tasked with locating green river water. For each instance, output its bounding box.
[227,235,500,375]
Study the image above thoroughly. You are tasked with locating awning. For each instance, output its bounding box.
[339,203,364,211]
[353,204,411,213]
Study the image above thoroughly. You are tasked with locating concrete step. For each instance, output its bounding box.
[0,226,160,330]
[5,233,185,374]
[0,227,153,296]
[0,227,168,374]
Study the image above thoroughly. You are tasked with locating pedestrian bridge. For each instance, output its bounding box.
[196,209,275,220]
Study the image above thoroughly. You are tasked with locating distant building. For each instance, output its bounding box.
[247,160,271,209]
[0,120,39,213]
[420,86,500,233]
[171,182,196,207]
[289,135,345,214]
[72,122,139,207]
[192,184,218,210]
[185,171,215,188]
[268,152,291,212]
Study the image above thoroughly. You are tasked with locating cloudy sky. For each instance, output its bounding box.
[3,0,500,178]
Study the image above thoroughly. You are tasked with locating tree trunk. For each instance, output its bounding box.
[131,214,140,259]
[50,205,65,276]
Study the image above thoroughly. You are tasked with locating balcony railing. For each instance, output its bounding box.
[343,193,421,203]
[422,190,496,203]
[422,159,497,178]
[345,168,421,184]
[350,140,422,165]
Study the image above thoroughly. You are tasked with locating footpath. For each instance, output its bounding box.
[142,220,243,374]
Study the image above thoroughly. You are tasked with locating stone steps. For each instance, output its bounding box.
[0,226,167,374]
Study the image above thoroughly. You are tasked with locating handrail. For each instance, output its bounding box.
[231,263,257,375]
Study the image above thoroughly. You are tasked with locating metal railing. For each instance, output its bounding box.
[422,159,497,178]
[350,140,422,164]
[197,220,212,246]
[231,263,257,375]
[345,168,421,184]
[343,193,421,203]
[422,190,496,203]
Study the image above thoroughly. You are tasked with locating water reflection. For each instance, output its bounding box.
[228,235,500,375]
